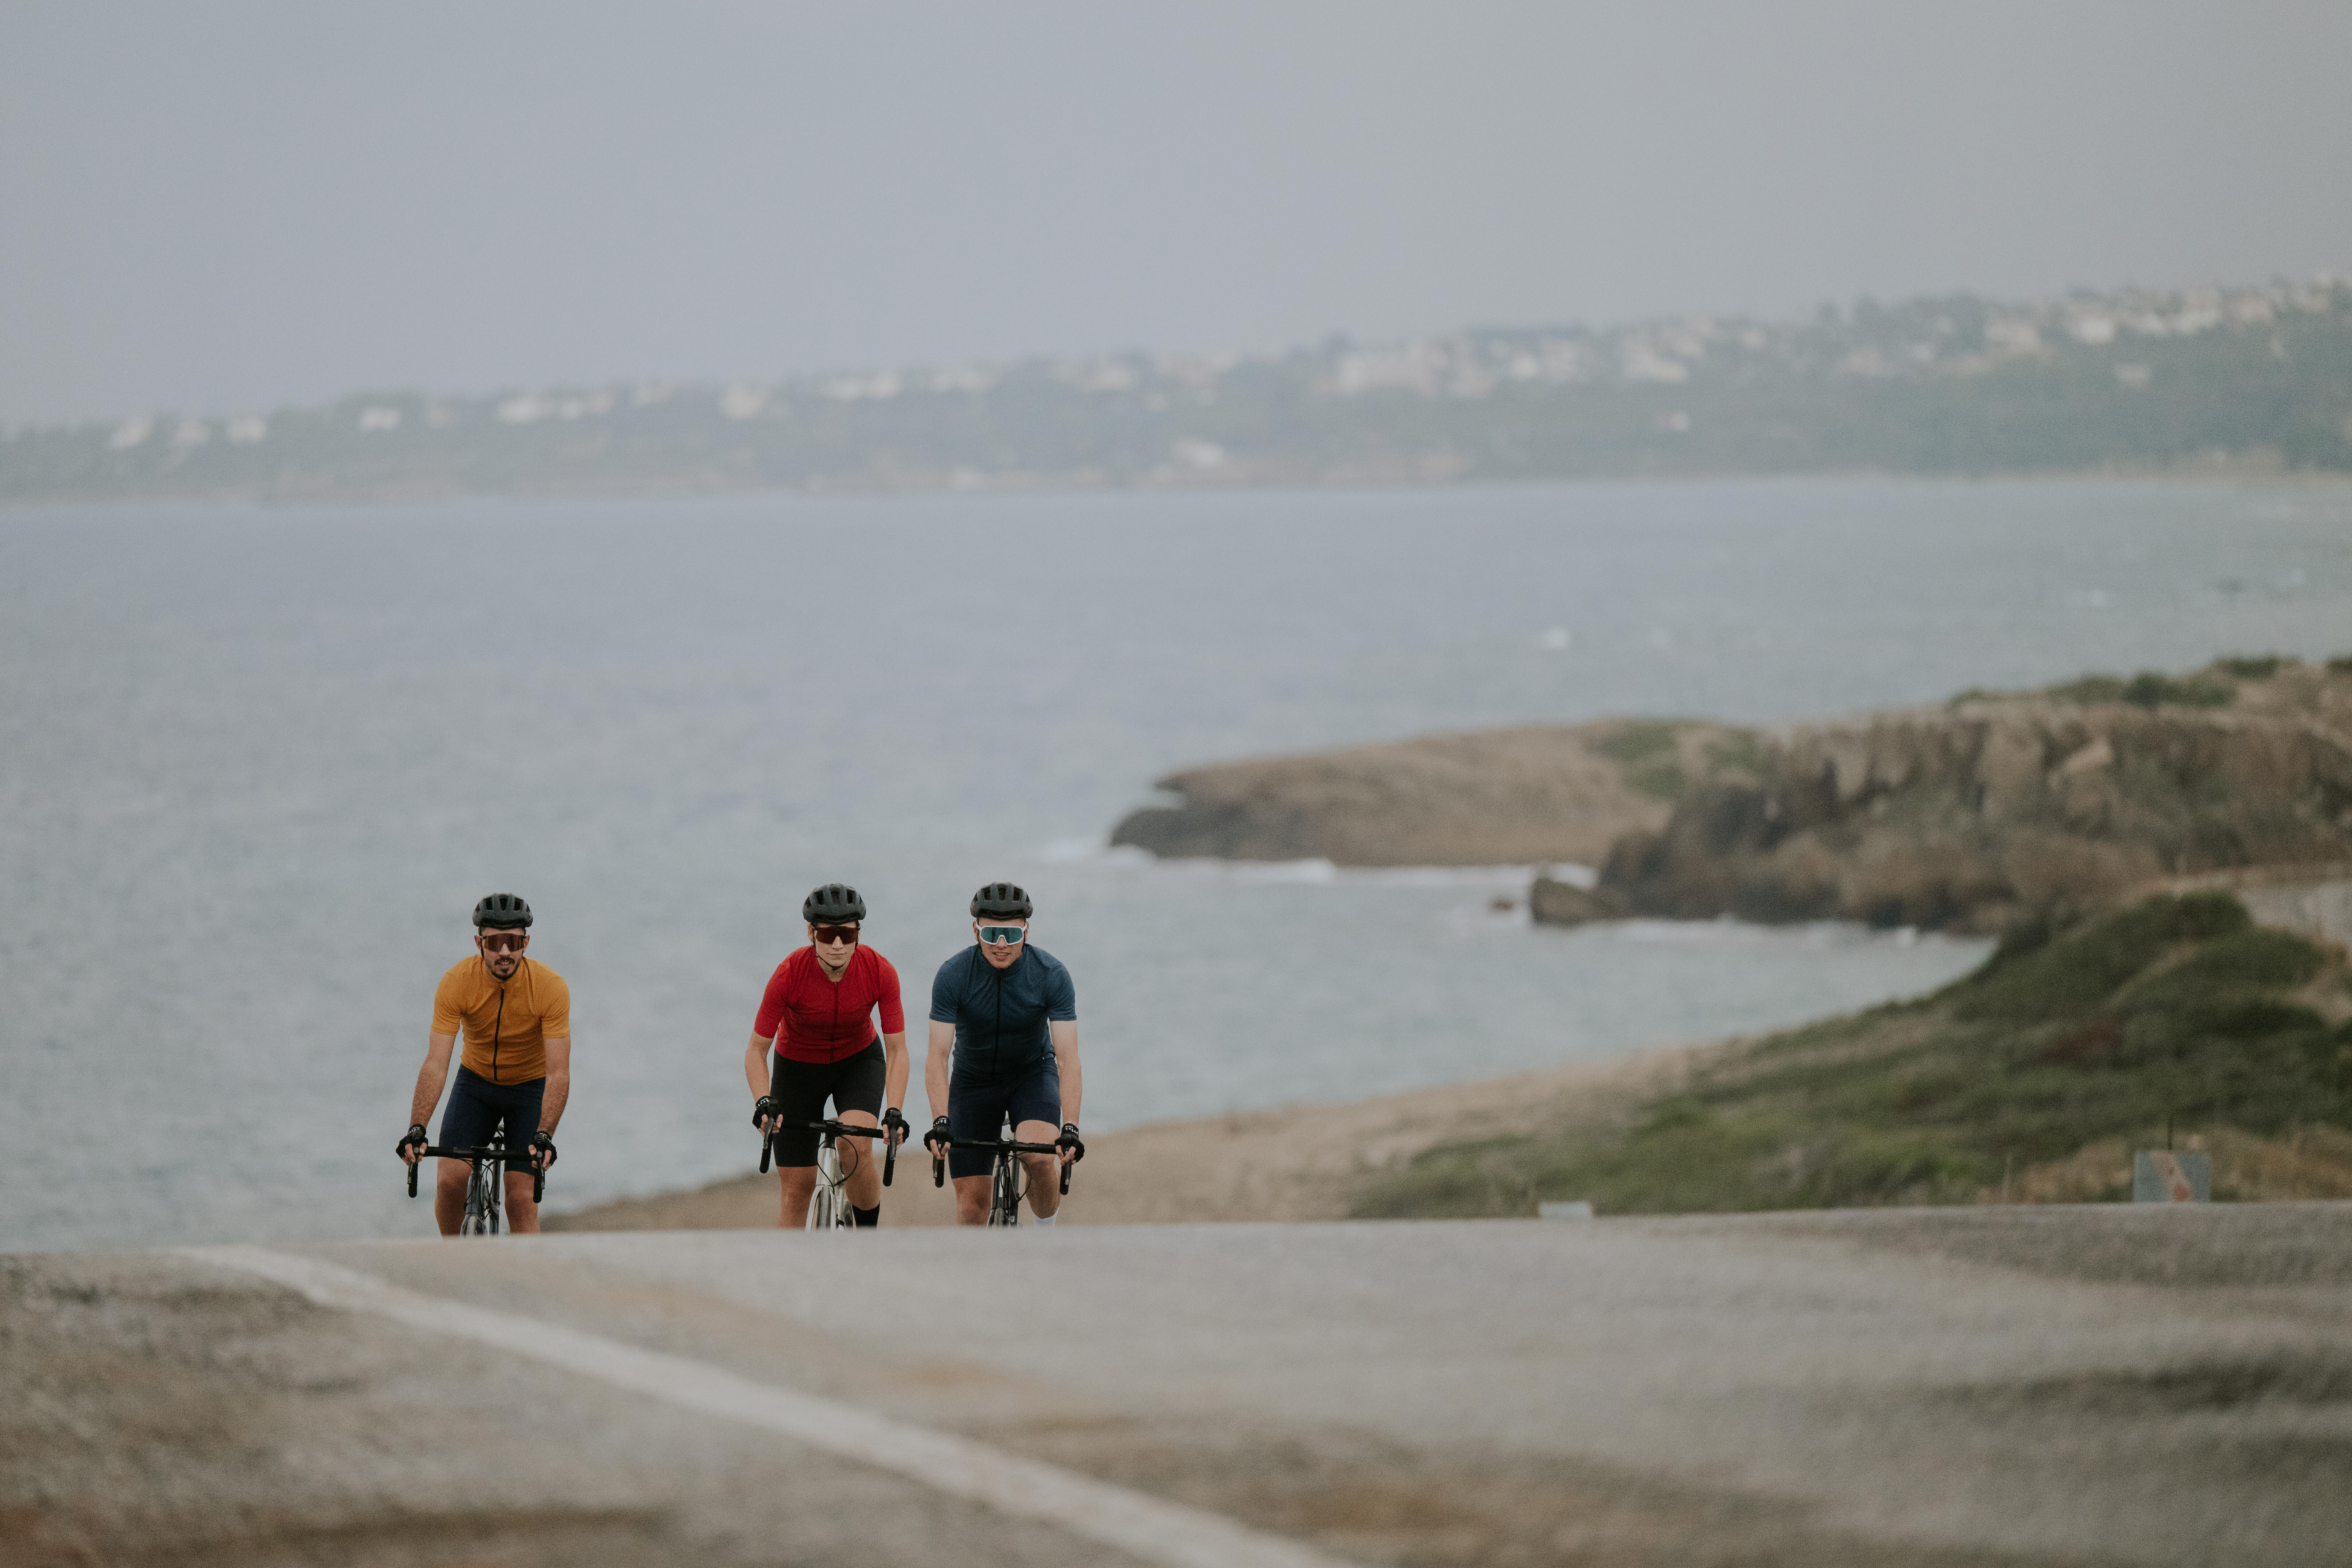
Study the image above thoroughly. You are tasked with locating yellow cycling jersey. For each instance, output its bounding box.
[432,955,570,1084]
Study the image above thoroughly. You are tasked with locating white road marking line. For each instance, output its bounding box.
[180,1245,1348,1568]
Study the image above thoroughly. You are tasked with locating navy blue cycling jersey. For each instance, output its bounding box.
[929,943,1075,1081]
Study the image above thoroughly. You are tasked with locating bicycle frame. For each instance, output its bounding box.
[810,1131,851,1230]
[465,1154,503,1235]
[990,1139,1024,1227]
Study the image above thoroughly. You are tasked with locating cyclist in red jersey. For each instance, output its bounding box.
[743,883,910,1227]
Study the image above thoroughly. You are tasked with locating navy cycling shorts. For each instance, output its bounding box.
[439,1065,545,1174]
[946,1063,1061,1179]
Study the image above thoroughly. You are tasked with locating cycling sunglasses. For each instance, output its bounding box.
[812,924,861,946]
[478,931,528,953]
[975,924,1027,945]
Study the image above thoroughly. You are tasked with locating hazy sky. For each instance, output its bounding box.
[5,2,2349,424]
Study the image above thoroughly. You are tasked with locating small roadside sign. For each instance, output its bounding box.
[2132,1150,2211,1202]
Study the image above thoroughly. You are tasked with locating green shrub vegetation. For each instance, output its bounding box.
[1702,731,1767,778]
[1595,720,1681,765]
[1352,893,2350,1218]
[1597,720,1696,801]
[2214,655,2283,680]
[2044,671,2236,709]
[1624,760,1688,802]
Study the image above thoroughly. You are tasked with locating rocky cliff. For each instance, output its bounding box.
[1110,719,1755,867]
[1600,658,2352,931]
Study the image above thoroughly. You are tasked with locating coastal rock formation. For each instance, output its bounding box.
[1110,720,1755,867]
[1600,659,2352,932]
[1528,874,1630,927]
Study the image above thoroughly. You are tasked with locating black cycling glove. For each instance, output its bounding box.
[531,1129,558,1168]
[398,1123,429,1158]
[923,1115,953,1154]
[880,1106,910,1144]
[752,1094,779,1129]
[1056,1122,1086,1162]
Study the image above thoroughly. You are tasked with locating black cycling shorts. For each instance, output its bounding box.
[439,1065,545,1174]
[768,1038,887,1168]
[946,1062,1061,1179]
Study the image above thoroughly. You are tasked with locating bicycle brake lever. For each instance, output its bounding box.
[760,1126,772,1174]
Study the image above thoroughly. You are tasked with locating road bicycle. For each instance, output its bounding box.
[405,1142,543,1235]
[761,1117,897,1230]
[931,1119,1071,1227]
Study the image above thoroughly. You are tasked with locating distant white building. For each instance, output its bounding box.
[719,383,773,419]
[819,372,901,403]
[1619,339,1689,384]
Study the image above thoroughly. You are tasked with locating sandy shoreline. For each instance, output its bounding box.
[548,1038,1724,1232]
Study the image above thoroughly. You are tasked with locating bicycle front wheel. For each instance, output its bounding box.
[989,1154,1020,1226]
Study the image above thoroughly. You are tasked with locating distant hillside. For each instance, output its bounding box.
[7,276,2350,503]
[1356,891,2352,1217]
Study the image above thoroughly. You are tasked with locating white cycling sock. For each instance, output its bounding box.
[1032,1211,1056,1228]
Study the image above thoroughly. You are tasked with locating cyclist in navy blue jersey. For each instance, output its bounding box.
[921,882,1084,1225]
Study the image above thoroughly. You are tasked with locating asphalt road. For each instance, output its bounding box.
[9,1204,2351,1567]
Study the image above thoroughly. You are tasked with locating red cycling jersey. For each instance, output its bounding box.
[754,944,906,1064]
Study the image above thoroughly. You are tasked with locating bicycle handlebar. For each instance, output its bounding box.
[758,1119,904,1185]
[926,1139,1076,1195]
[404,1145,545,1204]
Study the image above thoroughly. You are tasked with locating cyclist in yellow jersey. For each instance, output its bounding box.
[396,894,572,1234]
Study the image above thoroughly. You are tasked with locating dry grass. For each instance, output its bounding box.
[2002,1125,2352,1205]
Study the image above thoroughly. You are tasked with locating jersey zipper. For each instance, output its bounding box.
[489,961,508,1083]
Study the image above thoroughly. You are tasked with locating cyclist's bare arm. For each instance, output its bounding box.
[744,1033,774,1127]
[881,1031,911,1141]
[922,1019,954,1126]
[404,1032,457,1162]
[1050,1021,1082,1161]
[535,1033,572,1164]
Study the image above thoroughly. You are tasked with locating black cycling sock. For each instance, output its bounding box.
[852,1204,880,1228]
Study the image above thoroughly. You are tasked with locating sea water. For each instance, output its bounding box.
[6,478,2349,1250]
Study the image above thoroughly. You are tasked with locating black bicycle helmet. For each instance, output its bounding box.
[803,882,867,923]
[473,893,533,929]
[970,881,1033,918]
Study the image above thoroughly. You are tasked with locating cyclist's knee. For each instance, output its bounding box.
[434,1160,468,1193]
